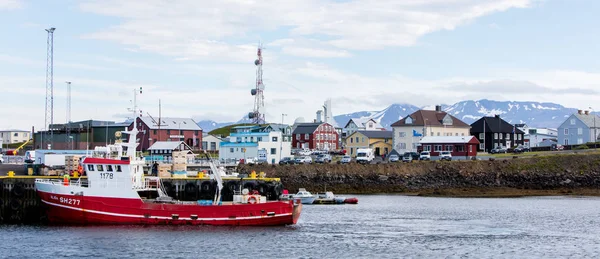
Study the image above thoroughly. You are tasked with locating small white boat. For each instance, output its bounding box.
[283,188,316,204]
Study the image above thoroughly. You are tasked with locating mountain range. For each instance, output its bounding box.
[197,99,588,132]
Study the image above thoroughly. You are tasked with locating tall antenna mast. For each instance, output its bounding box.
[249,43,265,124]
[66,81,71,149]
[44,27,56,149]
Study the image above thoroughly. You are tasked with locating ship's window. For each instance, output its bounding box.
[97,165,104,172]
[87,165,94,171]
[106,165,113,172]
[116,165,122,172]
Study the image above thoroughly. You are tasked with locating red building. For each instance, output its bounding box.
[128,117,202,151]
[292,122,338,150]
[417,136,480,159]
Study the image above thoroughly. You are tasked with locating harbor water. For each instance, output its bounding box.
[1,195,599,258]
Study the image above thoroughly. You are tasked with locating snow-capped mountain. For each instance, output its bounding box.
[333,103,421,129]
[334,99,577,129]
[200,99,583,132]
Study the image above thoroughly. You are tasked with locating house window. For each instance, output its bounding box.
[455,133,458,136]
[570,119,576,125]
[479,133,484,139]
[97,165,104,172]
[332,143,336,149]
[272,136,278,142]
[437,132,440,136]
[461,133,465,136]
[456,145,465,152]
[230,148,234,153]
[564,139,569,145]
[479,143,485,150]
[445,145,453,151]
[167,130,170,134]
[304,134,309,140]
[362,137,365,142]
[577,138,583,144]
[578,128,582,135]
[350,148,354,155]
[518,135,521,141]
[398,143,406,149]
[385,139,389,143]
[506,134,510,140]
[423,145,431,151]
[356,137,359,143]
[297,143,301,148]
[296,134,300,140]
[350,138,353,143]
[210,142,216,150]
[399,132,406,138]
[434,145,442,152]
[564,129,569,135]
[258,137,262,142]
[494,133,498,139]
[270,148,277,155]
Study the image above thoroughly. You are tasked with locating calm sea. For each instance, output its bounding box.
[1,195,599,258]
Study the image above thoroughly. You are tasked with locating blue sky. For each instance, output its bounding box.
[1,0,599,130]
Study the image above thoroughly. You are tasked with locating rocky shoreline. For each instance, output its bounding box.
[238,153,600,197]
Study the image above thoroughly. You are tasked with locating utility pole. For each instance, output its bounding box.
[44,27,56,150]
[66,81,71,149]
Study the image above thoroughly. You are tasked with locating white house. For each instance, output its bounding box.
[147,141,194,157]
[219,131,291,164]
[391,106,471,154]
[0,130,31,144]
[342,118,384,139]
[202,134,225,151]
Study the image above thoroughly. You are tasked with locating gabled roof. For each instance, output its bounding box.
[470,116,525,134]
[353,130,393,139]
[391,110,470,128]
[573,113,600,128]
[344,118,382,129]
[148,141,193,151]
[138,117,202,131]
[419,136,480,144]
[292,123,321,135]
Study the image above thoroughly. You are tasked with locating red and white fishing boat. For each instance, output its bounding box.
[35,117,301,226]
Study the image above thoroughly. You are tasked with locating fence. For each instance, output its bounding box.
[1,156,25,164]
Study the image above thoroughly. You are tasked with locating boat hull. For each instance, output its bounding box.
[37,191,301,226]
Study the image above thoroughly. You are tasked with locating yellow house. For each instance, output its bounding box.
[345,130,393,157]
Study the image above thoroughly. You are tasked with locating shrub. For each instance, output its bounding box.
[575,145,589,150]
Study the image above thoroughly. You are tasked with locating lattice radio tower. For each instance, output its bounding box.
[44,27,56,149]
[248,44,265,124]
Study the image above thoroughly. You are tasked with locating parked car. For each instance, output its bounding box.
[439,151,452,161]
[490,147,507,154]
[279,157,295,165]
[404,152,420,160]
[0,154,3,164]
[512,145,530,153]
[315,154,332,163]
[295,156,313,164]
[340,155,352,164]
[388,154,400,162]
[401,153,413,163]
[419,151,431,160]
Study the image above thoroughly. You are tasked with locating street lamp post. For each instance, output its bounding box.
[590,107,597,149]
[280,113,287,162]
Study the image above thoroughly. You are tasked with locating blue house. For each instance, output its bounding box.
[557,110,600,146]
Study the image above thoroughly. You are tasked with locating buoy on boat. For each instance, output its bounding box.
[344,197,358,204]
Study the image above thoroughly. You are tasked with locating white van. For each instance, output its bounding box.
[25,150,36,163]
[356,148,374,164]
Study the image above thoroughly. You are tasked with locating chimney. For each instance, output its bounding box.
[435,105,442,112]
[585,110,590,115]
[578,110,583,115]
[494,115,500,118]
[316,110,323,123]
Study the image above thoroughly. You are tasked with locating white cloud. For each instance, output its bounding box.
[78,0,533,59]
[0,0,22,10]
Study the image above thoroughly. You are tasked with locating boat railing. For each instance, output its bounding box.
[35,178,88,187]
